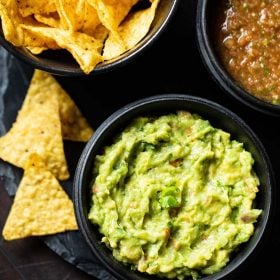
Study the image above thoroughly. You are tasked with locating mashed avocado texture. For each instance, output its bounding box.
[88,112,261,279]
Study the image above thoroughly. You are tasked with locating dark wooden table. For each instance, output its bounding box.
[0,182,94,280]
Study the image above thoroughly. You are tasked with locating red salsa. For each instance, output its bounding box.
[217,0,280,104]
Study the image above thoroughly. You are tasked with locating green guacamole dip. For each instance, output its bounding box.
[88,111,261,279]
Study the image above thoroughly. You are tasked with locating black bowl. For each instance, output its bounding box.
[0,0,179,76]
[74,94,273,280]
[196,0,280,116]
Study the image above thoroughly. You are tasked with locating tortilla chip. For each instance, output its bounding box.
[33,70,94,142]
[0,0,27,46]
[34,13,61,28]
[56,0,84,30]
[56,0,100,36]
[2,154,78,241]
[82,1,102,36]
[0,71,69,180]
[103,0,159,60]
[22,27,59,49]
[17,0,57,17]
[0,0,58,49]
[26,46,48,54]
[23,27,59,49]
[87,0,138,43]
[21,26,103,74]
[91,24,109,44]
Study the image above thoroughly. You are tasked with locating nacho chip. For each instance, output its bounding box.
[2,154,77,241]
[56,0,85,30]
[26,46,48,54]
[87,0,138,43]
[0,0,28,46]
[0,0,58,49]
[17,0,57,17]
[56,0,101,36]
[22,27,59,49]
[34,13,61,28]
[0,71,69,180]
[83,1,103,36]
[33,69,94,142]
[22,26,103,74]
[89,24,109,44]
[103,0,159,60]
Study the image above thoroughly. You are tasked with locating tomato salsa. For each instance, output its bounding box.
[217,0,280,104]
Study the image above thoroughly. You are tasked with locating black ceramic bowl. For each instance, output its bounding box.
[0,0,178,76]
[196,0,280,116]
[74,94,273,280]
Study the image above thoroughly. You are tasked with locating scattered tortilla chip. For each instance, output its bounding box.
[2,154,78,241]
[33,69,94,142]
[103,0,159,60]
[0,71,69,180]
[22,26,104,74]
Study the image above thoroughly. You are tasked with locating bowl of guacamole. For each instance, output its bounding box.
[74,94,273,280]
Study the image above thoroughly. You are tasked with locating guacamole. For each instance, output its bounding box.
[88,111,261,279]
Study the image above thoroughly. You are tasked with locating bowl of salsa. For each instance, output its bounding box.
[196,0,280,116]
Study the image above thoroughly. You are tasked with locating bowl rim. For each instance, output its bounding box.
[0,0,180,76]
[73,94,273,280]
[196,0,280,117]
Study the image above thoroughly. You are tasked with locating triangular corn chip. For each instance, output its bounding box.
[103,0,159,60]
[33,70,94,142]
[0,0,24,46]
[2,154,78,240]
[0,71,69,180]
[34,13,61,29]
[17,0,56,17]
[87,0,138,44]
[26,46,48,55]
[21,26,103,74]
[82,1,103,36]
[90,23,109,44]
[0,0,58,49]
[56,0,101,36]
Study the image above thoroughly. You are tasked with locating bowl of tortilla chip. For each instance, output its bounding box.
[0,0,179,76]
